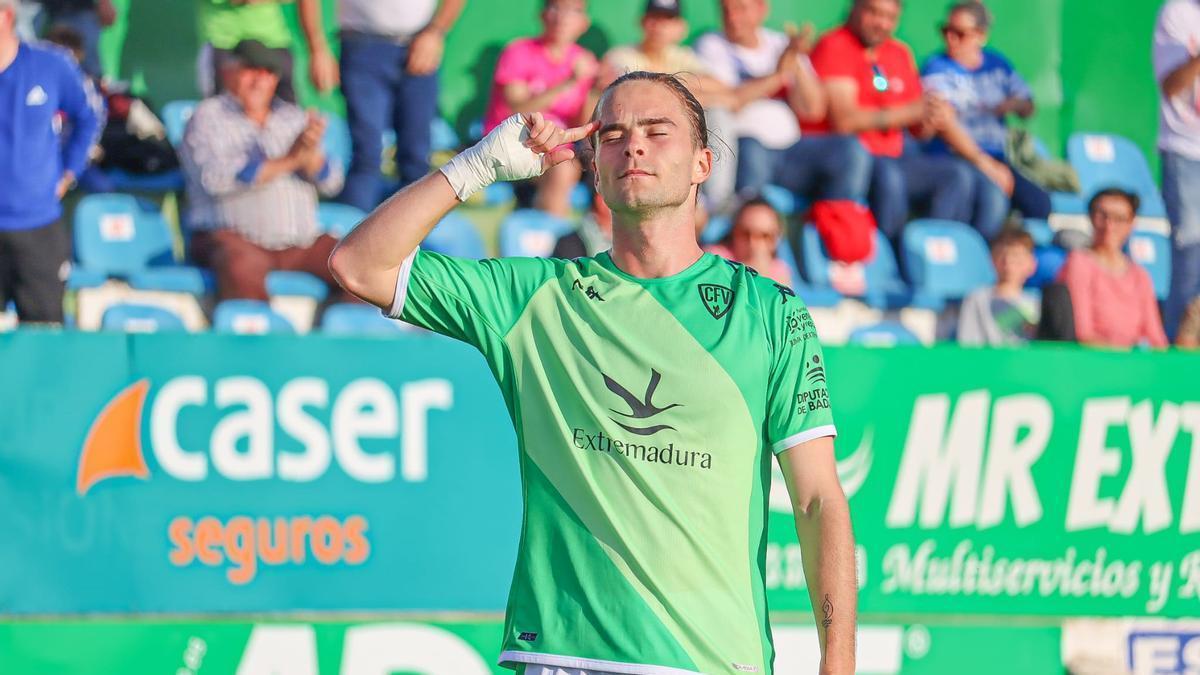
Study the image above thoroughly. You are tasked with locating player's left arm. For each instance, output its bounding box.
[778,436,856,675]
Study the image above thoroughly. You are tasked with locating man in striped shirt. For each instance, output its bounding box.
[180,39,345,301]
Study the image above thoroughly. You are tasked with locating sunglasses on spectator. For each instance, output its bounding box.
[871,63,889,93]
[940,24,974,39]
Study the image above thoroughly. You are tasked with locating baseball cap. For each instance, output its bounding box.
[644,0,681,17]
[230,39,286,77]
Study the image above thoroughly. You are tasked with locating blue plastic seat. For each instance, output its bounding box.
[323,114,353,170]
[760,184,797,216]
[801,225,932,309]
[498,209,573,257]
[1068,132,1167,218]
[430,117,460,153]
[322,303,407,336]
[847,321,922,347]
[213,300,295,334]
[424,212,487,259]
[161,100,198,147]
[1126,230,1172,301]
[1028,245,1068,288]
[1023,218,1054,247]
[482,182,515,207]
[317,202,367,238]
[701,215,731,244]
[570,183,593,211]
[266,271,329,301]
[73,193,206,293]
[1050,192,1087,215]
[901,219,996,306]
[101,303,187,333]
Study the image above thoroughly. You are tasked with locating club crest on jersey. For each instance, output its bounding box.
[697,284,733,319]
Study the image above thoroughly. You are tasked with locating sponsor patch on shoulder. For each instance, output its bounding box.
[517,631,538,642]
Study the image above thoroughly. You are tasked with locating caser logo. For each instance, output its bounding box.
[603,369,681,435]
[76,376,453,494]
[72,375,454,585]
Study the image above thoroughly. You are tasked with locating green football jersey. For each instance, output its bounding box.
[388,247,836,675]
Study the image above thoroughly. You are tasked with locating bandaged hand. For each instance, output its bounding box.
[439,113,600,201]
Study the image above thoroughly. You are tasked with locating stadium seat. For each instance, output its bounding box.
[1068,132,1167,218]
[1127,231,1172,301]
[760,184,797,216]
[1024,218,1054,247]
[161,100,197,147]
[317,202,367,238]
[570,183,592,211]
[1028,245,1068,288]
[213,300,295,335]
[430,117,460,153]
[74,194,175,276]
[847,321,922,347]
[73,194,208,294]
[423,212,487,259]
[701,215,731,244]
[498,209,573,257]
[321,303,407,336]
[801,225,934,310]
[323,114,353,170]
[101,303,188,333]
[482,181,516,207]
[901,219,996,306]
[266,271,329,301]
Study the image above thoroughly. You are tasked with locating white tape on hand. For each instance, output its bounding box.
[439,114,546,201]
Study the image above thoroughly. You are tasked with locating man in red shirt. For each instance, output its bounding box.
[805,0,1010,240]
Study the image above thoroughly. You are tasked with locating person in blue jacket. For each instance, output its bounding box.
[0,0,101,324]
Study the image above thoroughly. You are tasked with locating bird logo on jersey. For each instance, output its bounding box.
[602,369,681,436]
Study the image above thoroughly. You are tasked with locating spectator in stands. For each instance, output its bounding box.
[694,0,869,211]
[197,0,335,104]
[706,196,793,286]
[807,0,1011,241]
[1155,0,1200,340]
[1055,188,1168,349]
[180,40,345,302]
[597,0,741,210]
[483,0,596,218]
[0,0,101,324]
[553,192,612,258]
[337,0,465,212]
[921,1,1051,239]
[38,0,113,77]
[958,230,1038,345]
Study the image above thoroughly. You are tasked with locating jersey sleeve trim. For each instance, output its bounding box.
[498,650,702,675]
[771,424,838,454]
[384,246,419,320]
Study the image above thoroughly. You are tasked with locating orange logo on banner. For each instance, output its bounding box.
[76,379,151,495]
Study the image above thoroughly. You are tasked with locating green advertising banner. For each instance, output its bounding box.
[0,618,1062,675]
[1,333,1198,619]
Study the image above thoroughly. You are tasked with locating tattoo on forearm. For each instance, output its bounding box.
[821,594,833,629]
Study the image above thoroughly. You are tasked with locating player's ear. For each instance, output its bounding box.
[691,146,713,186]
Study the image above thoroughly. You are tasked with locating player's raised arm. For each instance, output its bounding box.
[328,113,599,309]
[778,436,857,675]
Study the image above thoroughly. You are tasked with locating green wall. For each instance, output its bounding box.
[98,0,1163,173]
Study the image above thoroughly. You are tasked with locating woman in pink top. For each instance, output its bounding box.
[1057,188,1169,348]
[484,0,598,217]
[706,196,794,287]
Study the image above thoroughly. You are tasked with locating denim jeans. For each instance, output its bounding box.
[870,143,975,240]
[969,158,1052,240]
[1162,149,1200,338]
[46,8,102,77]
[736,135,872,204]
[338,33,438,212]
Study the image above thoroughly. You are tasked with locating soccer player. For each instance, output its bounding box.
[329,71,856,675]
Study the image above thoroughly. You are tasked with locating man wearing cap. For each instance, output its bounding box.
[0,0,101,324]
[179,39,346,303]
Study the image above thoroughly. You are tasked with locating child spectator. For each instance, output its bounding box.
[958,229,1039,345]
